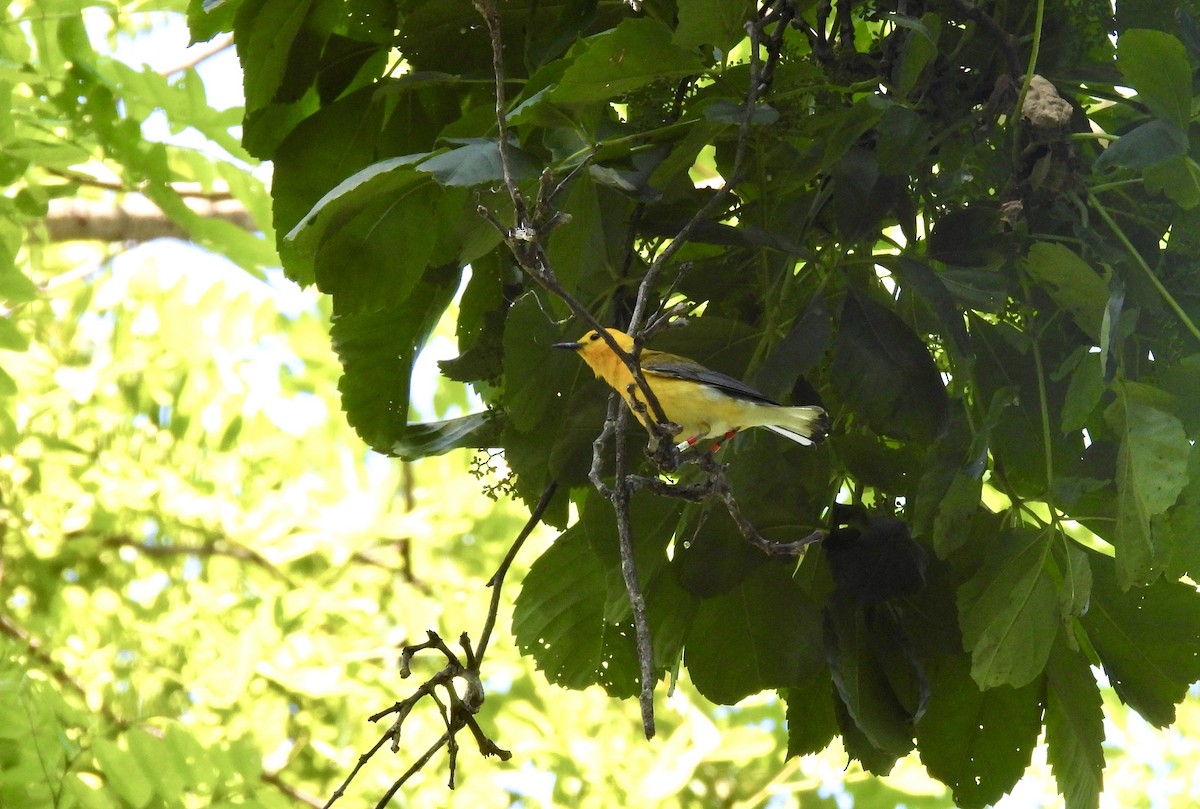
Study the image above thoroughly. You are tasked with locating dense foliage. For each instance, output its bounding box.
[4,0,1200,807]
[217,0,1200,806]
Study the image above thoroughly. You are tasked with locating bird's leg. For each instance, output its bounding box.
[708,430,739,453]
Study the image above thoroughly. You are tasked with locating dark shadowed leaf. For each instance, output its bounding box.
[330,265,461,452]
[783,678,838,759]
[833,290,949,441]
[916,654,1042,808]
[823,598,916,757]
[685,559,825,705]
[1095,119,1188,171]
[388,412,500,461]
[1082,552,1200,727]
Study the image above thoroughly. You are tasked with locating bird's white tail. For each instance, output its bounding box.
[762,405,830,446]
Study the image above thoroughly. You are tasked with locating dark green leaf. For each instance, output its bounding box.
[684,560,825,705]
[280,153,430,288]
[551,19,703,104]
[783,678,838,759]
[388,413,500,461]
[927,207,1004,267]
[235,0,324,114]
[957,527,1058,689]
[312,181,441,314]
[1144,154,1200,209]
[418,139,540,187]
[1095,119,1188,170]
[1045,639,1105,809]
[891,12,939,95]
[1108,380,1191,587]
[504,294,579,433]
[1083,551,1200,727]
[1025,242,1109,341]
[512,520,634,693]
[316,34,388,104]
[751,293,831,400]
[875,103,929,175]
[834,691,901,776]
[1061,351,1103,432]
[832,290,949,442]
[916,654,1042,808]
[1117,29,1192,126]
[330,265,461,453]
[672,0,750,53]
[823,600,916,756]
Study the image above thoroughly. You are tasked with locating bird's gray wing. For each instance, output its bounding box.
[641,355,780,406]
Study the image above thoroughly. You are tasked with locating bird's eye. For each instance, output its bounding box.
[589,332,601,341]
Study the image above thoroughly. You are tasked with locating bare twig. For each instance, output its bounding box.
[261,770,325,809]
[158,34,235,76]
[478,481,559,660]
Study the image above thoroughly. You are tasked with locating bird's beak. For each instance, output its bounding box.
[551,340,582,351]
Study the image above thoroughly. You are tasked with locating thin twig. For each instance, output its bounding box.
[158,34,235,76]
[478,480,559,660]
[372,733,451,809]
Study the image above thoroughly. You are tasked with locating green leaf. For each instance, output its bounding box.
[551,19,703,104]
[832,290,949,442]
[1144,154,1200,209]
[684,560,825,705]
[314,182,444,313]
[1109,380,1191,587]
[957,527,1058,688]
[235,0,325,114]
[1061,351,1103,432]
[783,678,838,759]
[1117,29,1192,127]
[93,738,153,808]
[512,521,610,689]
[1095,119,1188,171]
[504,294,580,433]
[890,13,940,95]
[1045,640,1104,809]
[1082,551,1200,727]
[876,104,929,175]
[823,601,916,756]
[418,139,540,187]
[915,654,1042,808]
[834,690,901,776]
[330,265,461,453]
[280,153,431,294]
[388,413,499,461]
[932,471,982,556]
[673,0,750,53]
[512,502,653,698]
[188,0,241,42]
[1025,242,1108,341]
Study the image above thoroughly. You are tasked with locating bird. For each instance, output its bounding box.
[553,328,830,451]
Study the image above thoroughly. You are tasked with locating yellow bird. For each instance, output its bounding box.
[553,328,830,450]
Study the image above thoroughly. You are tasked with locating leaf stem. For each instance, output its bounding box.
[1010,0,1046,164]
[1088,191,1200,343]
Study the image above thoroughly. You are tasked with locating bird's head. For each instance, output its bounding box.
[552,328,636,374]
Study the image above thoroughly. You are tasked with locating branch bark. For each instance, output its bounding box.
[41,195,256,243]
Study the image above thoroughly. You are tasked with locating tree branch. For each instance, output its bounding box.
[41,195,256,243]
